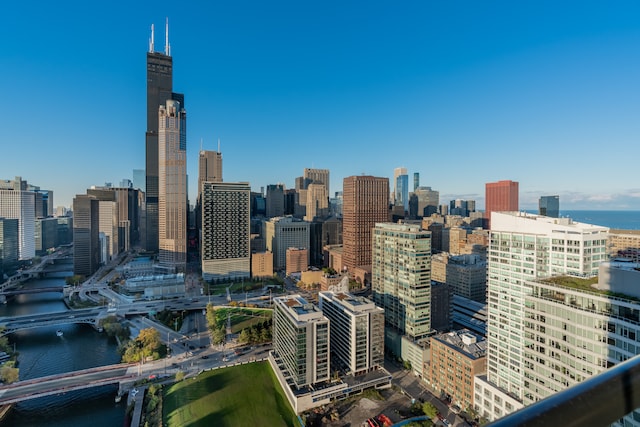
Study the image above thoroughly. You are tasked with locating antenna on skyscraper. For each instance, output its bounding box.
[149,24,155,52]
[164,17,171,56]
[218,138,221,153]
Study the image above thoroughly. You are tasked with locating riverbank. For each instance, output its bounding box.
[0,404,13,423]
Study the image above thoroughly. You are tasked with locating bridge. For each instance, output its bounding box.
[0,363,139,405]
[0,308,105,335]
[0,287,65,296]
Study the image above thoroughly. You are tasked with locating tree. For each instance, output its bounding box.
[212,327,226,345]
[259,327,271,343]
[175,370,185,381]
[422,402,438,419]
[0,361,19,384]
[238,328,250,344]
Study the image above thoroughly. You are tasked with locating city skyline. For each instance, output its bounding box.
[3,1,640,210]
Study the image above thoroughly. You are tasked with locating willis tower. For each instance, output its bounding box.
[145,20,184,252]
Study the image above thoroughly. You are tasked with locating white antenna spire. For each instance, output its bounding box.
[218,138,221,153]
[164,17,171,56]
[200,138,203,152]
[149,24,154,52]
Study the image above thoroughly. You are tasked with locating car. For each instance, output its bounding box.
[450,405,461,414]
[201,355,209,359]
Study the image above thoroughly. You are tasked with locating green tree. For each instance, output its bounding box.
[206,303,217,330]
[249,327,260,344]
[175,370,185,381]
[238,328,250,344]
[212,327,226,345]
[0,361,19,384]
[422,402,438,419]
[259,327,271,343]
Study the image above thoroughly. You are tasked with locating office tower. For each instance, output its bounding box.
[251,251,273,278]
[409,186,439,219]
[56,216,73,246]
[200,182,250,281]
[413,172,419,191]
[477,212,608,420]
[538,195,559,218]
[250,191,266,217]
[484,180,518,228]
[0,182,35,260]
[431,253,487,303]
[342,175,389,272]
[429,330,487,412]
[286,247,308,275]
[272,295,330,388]
[88,187,141,252]
[304,183,329,221]
[318,291,385,375]
[158,99,187,271]
[0,218,19,275]
[372,223,431,342]
[321,216,342,247]
[133,169,145,192]
[73,195,100,277]
[198,149,223,197]
[35,217,58,255]
[266,184,285,218]
[145,21,184,253]
[303,168,330,196]
[394,167,409,211]
[264,216,310,270]
[330,191,343,217]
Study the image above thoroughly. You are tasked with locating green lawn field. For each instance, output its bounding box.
[163,362,297,427]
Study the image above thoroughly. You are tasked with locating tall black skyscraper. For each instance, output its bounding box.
[145,20,184,252]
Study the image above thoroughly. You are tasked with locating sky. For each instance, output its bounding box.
[3,1,640,211]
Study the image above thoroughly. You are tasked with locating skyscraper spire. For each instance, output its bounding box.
[165,17,171,56]
[149,24,155,53]
[218,138,221,153]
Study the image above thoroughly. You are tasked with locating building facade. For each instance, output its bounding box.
[0,218,19,275]
[201,182,250,281]
[484,180,518,229]
[432,253,487,303]
[372,223,432,342]
[272,295,330,388]
[318,291,385,375]
[158,99,187,271]
[538,195,559,218]
[480,212,608,421]
[73,195,100,277]
[0,185,35,260]
[264,216,310,271]
[342,175,389,272]
[286,247,308,275]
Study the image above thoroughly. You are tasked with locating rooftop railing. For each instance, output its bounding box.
[487,354,640,427]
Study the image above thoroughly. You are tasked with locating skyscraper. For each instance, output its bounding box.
[0,178,35,260]
[372,223,431,342]
[539,195,559,218]
[485,180,518,228]
[145,20,184,252]
[304,183,329,221]
[303,168,330,196]
[413,172,420,191]
[158,99,187,271]
[200,182,250,281]
[198,148,222,198]
[342,175,389,271]
[476,212,608,420]
[266,184,285,218]
[73,195,100,277]
[393,167,409,211]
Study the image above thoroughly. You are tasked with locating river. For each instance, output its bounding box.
[0,262,126,427]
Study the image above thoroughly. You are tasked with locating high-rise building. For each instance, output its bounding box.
[157,99,187,271]
[201,182,250,282]
[303,168,330,196]
[538,195,559,218]
[145,21,184,253]
[198,149,223,197]
[304,183,329,221]
[477,212,608,421]
[0,218,19,276]
[285,247,308,275]
[0,180,35,260]
[484,180,518,228]
[394,167,409,211]
[73,195,100,277]
[431,253,487,303]
[413,172,419,191]
[409,186,439,219]
[264,216,310,270]
[318,291,385,375]
[133,169,145,192]
[372,222,431,342]
[342,175,389,271]
[34,217,58,255]
[272,294,330,388]
[266,184,286,218]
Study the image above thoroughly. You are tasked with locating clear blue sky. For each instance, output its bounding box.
[3,1,640,210]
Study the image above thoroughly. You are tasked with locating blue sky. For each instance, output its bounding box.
[3,1,640,210]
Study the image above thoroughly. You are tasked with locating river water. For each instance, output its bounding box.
[0,262,126,427]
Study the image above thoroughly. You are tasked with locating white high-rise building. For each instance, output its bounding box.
[264,216,310,271]
[201,182,250,281]
[0,189,35,260]
[272,294,330,388]
[158,99,187,271]
[477,212,608,421]
[318,291,385,375]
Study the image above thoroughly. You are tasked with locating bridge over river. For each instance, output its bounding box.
[0,363,139,405]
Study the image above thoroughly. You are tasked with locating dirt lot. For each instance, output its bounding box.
[305,387,421,427]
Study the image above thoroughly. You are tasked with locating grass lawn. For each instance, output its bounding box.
[215,307,272,333]
[163,362,297,427]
